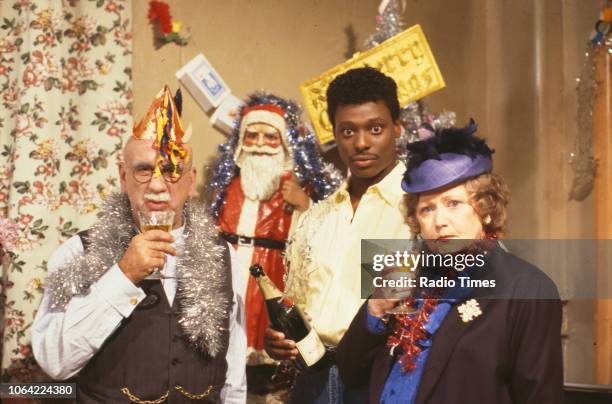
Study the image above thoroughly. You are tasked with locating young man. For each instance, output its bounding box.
[32,86,246,403]
[264,67,412,403]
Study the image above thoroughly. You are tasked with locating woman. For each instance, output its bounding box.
[336,121,563,404]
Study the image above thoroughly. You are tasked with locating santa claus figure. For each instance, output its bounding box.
[208,92,338,398]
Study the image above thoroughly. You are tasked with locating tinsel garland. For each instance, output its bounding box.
[569,28,612,200]
[387,297,439,373]
[207,92,343,219]
[398,101,457,161]
[364,0,405,49]
[46,193,231,356]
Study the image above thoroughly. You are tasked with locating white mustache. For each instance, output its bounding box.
[241,144,281,155]
[144,193,170,202]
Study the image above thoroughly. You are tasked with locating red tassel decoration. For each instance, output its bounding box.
[148,1,172,35]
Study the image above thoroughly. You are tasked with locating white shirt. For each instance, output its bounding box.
[32,227,247,403]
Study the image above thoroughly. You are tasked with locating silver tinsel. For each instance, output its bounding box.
[397,100,456,162]
[569,45,598,201]
[364,0,405,48]
[46,193,231,356]
[569,29,612,201]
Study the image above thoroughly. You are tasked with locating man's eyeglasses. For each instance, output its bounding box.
[132,162,190,184]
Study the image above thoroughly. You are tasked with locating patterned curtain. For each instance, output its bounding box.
[0,0,132,381]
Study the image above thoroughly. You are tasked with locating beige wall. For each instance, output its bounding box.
[133,0,603,383]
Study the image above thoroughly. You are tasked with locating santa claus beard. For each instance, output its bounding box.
[236,147,289,201]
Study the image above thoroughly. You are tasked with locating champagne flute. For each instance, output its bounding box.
[379,267,418,315]
[385,294,418,315]
[138,210,175,279]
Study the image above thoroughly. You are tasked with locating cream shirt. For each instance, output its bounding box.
[285,163,412,346]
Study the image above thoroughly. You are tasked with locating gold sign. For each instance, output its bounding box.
[300,24,445,144]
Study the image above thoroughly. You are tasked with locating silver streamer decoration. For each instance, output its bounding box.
[46,193,231,356]
[569,16,612,201]
[364,0,405,48]
[569,46,598,201]
[363,0,456,162]
[398,100,456,161]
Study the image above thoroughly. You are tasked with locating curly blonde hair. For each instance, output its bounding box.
[403,173,510,238]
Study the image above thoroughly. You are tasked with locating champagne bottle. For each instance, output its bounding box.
[250,264,326,369]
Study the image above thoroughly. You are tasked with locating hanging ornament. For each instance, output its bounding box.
[569,3,612,201]
[147,1,190,49]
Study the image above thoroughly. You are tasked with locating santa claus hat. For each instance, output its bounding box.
[239,104,287,136]
[234,103,289,162]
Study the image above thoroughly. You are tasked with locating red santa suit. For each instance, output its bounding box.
[218,172,299,364]
[217,104,310,366]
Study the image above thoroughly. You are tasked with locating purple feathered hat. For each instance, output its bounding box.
[401,119,494,193]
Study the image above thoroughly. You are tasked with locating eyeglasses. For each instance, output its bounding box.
[132,162,190,184]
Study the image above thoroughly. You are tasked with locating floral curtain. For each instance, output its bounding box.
[0,0,132,381]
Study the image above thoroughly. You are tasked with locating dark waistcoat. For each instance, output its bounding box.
[75,232,230,403]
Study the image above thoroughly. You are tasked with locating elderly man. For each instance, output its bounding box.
[265,67,412,403]
[208,92,337,401]
[32,86,246,403]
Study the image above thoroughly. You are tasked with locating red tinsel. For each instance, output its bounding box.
[386,297,440,372]
[148,1,172,34]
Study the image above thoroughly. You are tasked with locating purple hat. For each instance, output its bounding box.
[401,119,494,193]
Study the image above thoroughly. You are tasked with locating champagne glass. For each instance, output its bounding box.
[138,210,175,279]
[379,267,418,315]
[385,296,418,315]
